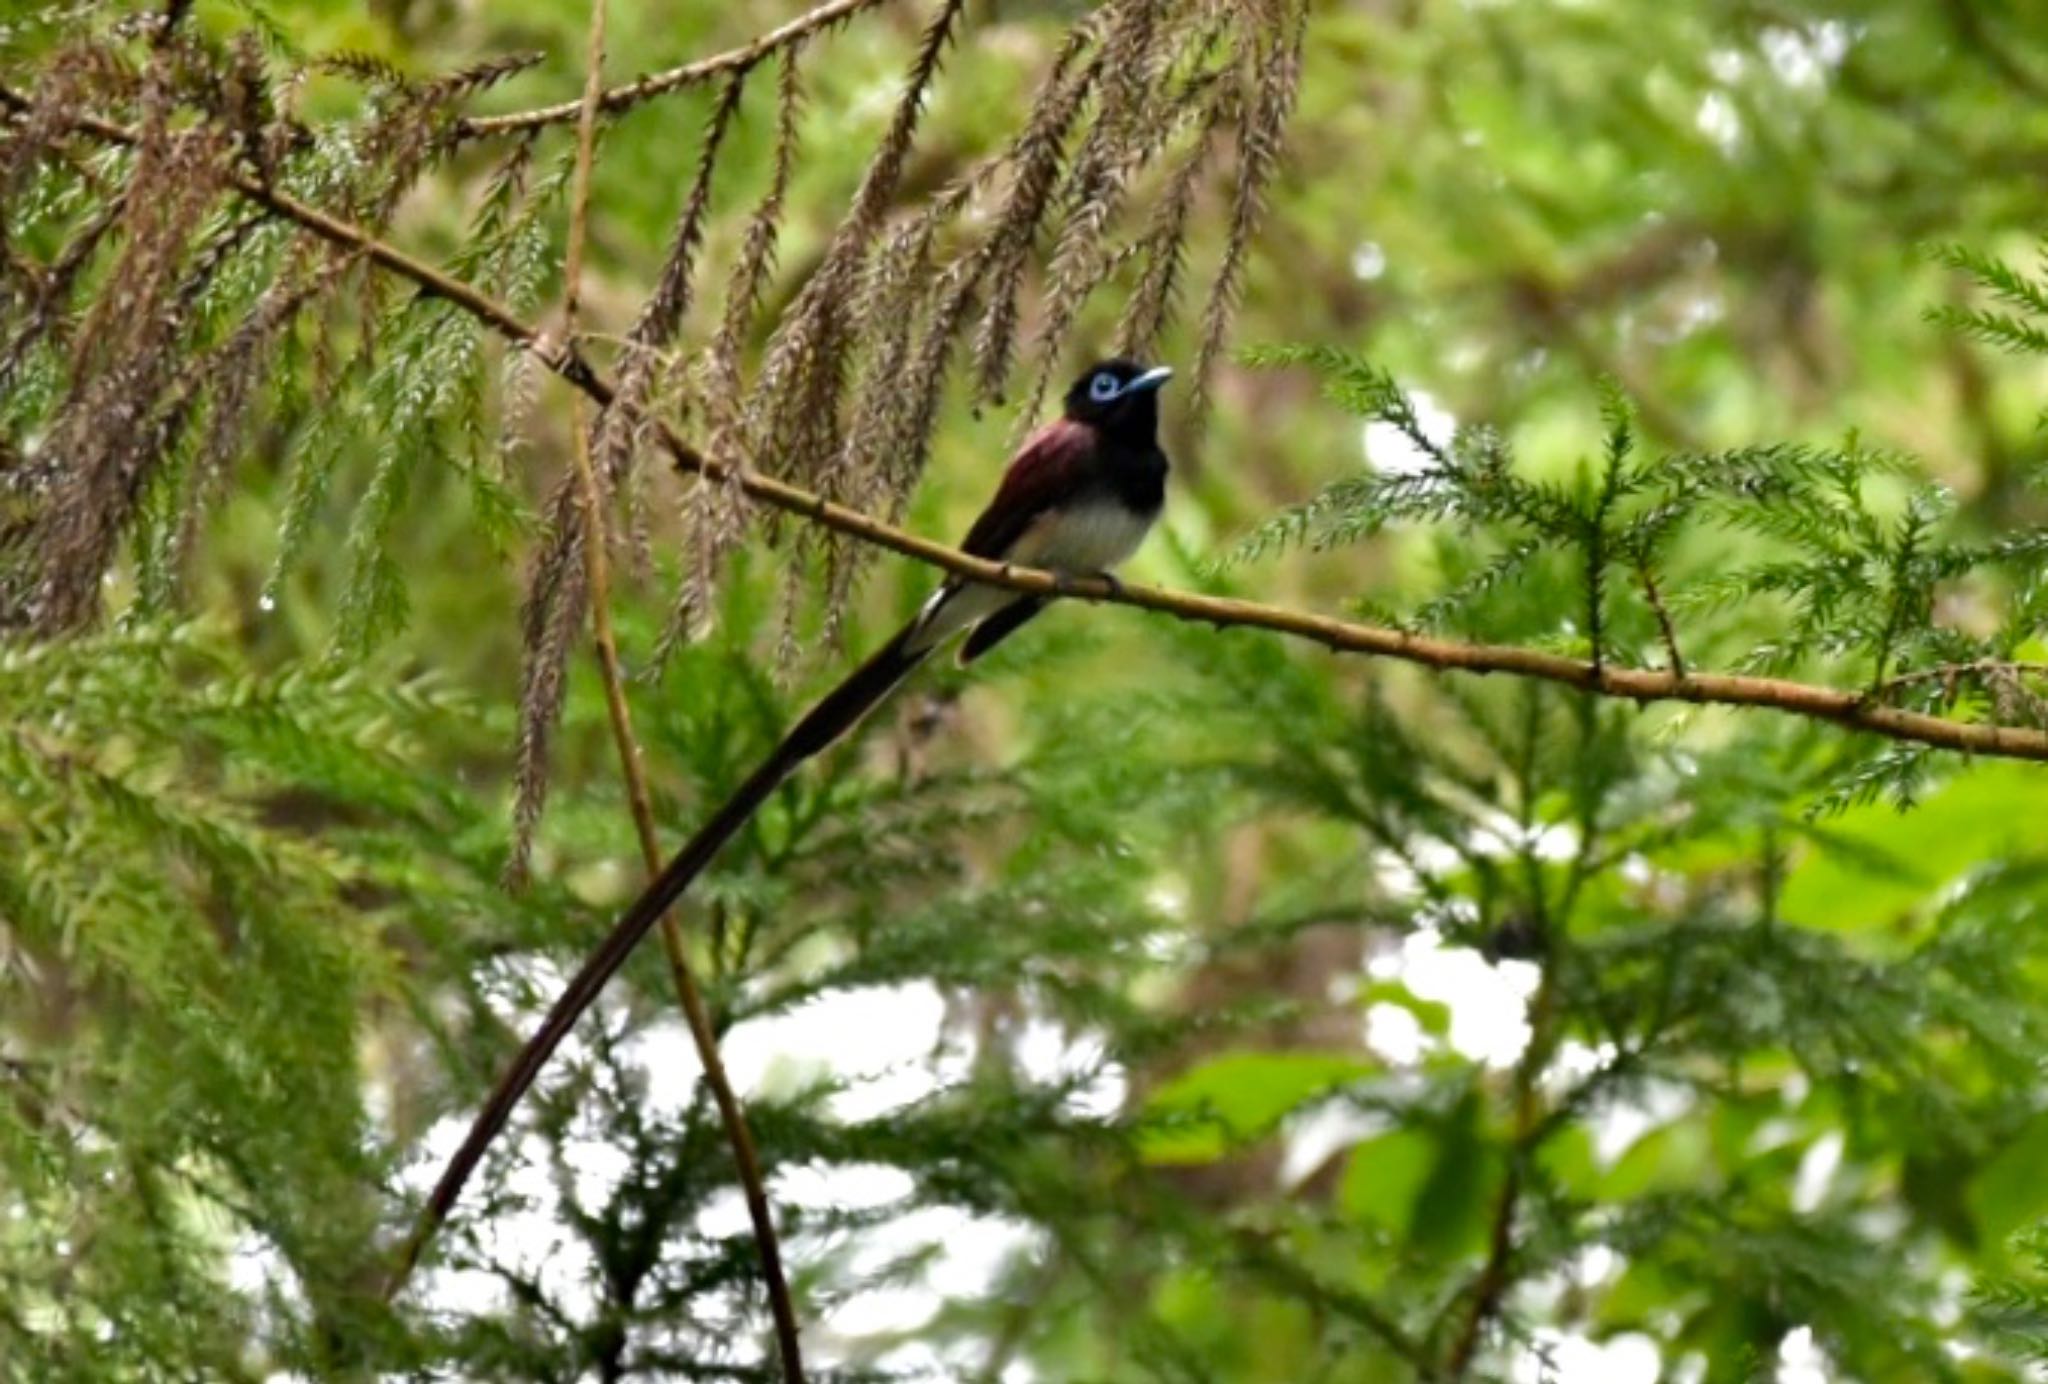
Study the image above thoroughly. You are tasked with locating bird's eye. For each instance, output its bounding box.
[1088,372,1121,402]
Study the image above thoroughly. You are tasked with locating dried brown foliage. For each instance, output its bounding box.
[508,75,746,879]
[1,0,1308,849]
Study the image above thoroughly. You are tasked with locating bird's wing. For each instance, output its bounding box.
[906,419,1093,653]
[956,418,1095,560]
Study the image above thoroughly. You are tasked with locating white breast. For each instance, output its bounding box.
[903,498,1156,654]
[1012,498,1155,573]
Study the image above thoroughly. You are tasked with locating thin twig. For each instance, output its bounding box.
[1441,965,1557,1377]
[530,6,805,1374]
[558,0,605,332]
[1635,555,1685,680]
[452,0,898,141]
[24,92,2048,770]
[1874,658,2048,695]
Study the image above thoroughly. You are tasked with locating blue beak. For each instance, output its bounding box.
[1125,366,1174,395]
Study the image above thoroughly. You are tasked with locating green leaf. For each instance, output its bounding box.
[1536,1121,1601,1200]
[1339,1127,1437,1232]
[1602,1122,1713,1201]
[1971,1114,2048,1261]
[1407,1113,1506,1262]
[1137,1050,1374,1166]
[1780,764,2047,932]
[1357,978,1451,1037]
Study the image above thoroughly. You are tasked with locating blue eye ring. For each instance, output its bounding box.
[1088,372,1121,402]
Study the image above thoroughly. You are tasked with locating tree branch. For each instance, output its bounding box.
[1441,972,1554,1377]
[21,90,2048,769]
[451,0,898,142]
[1634,554,1686,680]
[545,9,805,1378]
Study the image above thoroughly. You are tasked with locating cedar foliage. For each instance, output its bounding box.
[4,1,2048,1380]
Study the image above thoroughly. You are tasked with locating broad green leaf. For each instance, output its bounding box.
[1340,1127,1437,1232]
[1781,765,2045,932]
[1408,1099,1507,1261]
[1970,1113,2048,1261]
[1137,1050,1374,1166]
[1602,1122,1713,1202]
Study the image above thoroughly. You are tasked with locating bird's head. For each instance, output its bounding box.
[1063,357,1173,441]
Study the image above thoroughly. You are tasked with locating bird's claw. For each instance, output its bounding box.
[1050,570,1124,599]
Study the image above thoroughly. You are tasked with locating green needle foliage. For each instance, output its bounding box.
[1230,343,2048,812]
[5,1,2048,1381]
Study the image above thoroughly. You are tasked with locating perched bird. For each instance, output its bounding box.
[407,358,1173,1259]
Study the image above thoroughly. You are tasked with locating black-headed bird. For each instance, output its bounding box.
[409,358,1173,1255]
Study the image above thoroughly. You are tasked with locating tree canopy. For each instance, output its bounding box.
[4,0,2048,1379]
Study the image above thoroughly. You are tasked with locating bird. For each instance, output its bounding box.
[402,358,1173,1270]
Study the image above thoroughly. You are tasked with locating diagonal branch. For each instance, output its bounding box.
[1440,968,1556,1377]
[452,0,898,142]
[20,90,2048,768]
[542,7,805,1378]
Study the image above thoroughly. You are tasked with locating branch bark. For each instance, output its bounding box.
[13,85,2048,767]
[452,0,897,141]
[1441,970,1554,1377]
[547,8,805,1378]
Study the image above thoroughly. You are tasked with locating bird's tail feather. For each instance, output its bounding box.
[390,621,931,1293]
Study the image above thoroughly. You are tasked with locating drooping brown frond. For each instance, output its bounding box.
[812,187,968,649]
[965,25,1107,405]
[1007,0,1200,432]
[633,75,748,359]
[1115,80,1232,359]
[839,197,954,517]
[599,68,747,538]
[747,0,966,494]
[507,489,589,887]
[18,84,234,630]
[507,73,744,881]
[1188,0,1306,420]
[698,47,803,449]
[654,50,806,663]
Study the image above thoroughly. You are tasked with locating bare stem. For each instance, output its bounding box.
[1635,555,1685,680]
[1442,968,1556,1377]
[547,7,804,1377]
[453,0,898,141]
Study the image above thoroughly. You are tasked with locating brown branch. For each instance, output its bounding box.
[544,7,804,1378]
[452,0,898,141]
[25,91,2048,766]
[1443,1164,1520,1377]
[1635,556,1685,680]
[1442,962,1558,1377]
[557,0,606,332]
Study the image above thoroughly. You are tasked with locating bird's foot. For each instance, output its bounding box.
[1050,570,1124,599]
